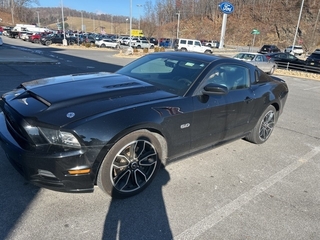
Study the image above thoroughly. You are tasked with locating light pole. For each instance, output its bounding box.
[176,11,180,39]
[136,4,143,30]
[126,18,128,34]
[36,11,40,27]
[61,0,67,46]
[129,0,132,47]
[81,11,83,32]
[291,0,304,53]
[111,15,113,34]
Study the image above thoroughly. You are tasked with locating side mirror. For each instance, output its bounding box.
[202,83,228,95]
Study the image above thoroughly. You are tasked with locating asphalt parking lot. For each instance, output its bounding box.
[0,39,319,240]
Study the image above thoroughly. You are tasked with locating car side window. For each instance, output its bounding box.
[223,65,250,90]
[187,40,193,45]
[202,65,250,90]
[256,56,262,62]
[195,41,201,47]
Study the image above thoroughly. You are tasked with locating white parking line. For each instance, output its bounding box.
[174,147,320,240]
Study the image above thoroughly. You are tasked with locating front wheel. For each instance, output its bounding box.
[97,130,165,198]
[245,105,277,144]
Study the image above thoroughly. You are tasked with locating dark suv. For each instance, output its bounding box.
[258,45,281,54]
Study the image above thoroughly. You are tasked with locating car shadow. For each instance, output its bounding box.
[0,150,40,240]
[102,168,173,240]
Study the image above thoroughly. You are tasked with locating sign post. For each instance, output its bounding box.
[250,29,260,52]
[218,2,234,49]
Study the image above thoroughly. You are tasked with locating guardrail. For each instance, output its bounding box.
[276,62,320,74]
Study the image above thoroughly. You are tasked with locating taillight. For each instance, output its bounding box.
[266,56,271,60]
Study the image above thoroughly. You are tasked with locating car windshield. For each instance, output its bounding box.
[116,54,209,96]
[234,53,255,61]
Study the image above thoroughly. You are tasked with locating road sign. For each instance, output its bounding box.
[219,2,234,14]
[251,29,260,35]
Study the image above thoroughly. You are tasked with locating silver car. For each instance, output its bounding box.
[234,52,278,75]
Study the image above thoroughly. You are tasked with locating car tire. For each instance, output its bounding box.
[100,44,106,48]
[205,50,212,54]
[97,130,165,198]
[245,105,277,144]
[45,40,52,46]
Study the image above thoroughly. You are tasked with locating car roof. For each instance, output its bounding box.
[236,52,262,55]
[146,52,255,69]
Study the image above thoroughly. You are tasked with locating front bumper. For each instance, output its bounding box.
[0,112,97,193]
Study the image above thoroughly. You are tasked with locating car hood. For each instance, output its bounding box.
[2,72,176,126]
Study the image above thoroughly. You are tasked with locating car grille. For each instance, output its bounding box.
[3,105,34,150]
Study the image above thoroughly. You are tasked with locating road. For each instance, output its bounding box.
[0,37,320,240]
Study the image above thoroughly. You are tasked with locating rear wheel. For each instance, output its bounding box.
[100,44,106,48]
[97,130,165,198]
[45,40,52,46]
[245,105,277,144]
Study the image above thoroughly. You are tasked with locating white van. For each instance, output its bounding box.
[174,38,212,54]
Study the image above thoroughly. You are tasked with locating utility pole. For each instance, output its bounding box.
[176,11,180,39]
[36,11,40,27]
[10,0,14,24]
[137,4,143,30]
[291,0,305,53]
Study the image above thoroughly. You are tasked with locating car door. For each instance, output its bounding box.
[192,40,203,53]
[216,64,257,140]
[189,66,229,151]
[253,55,267,72]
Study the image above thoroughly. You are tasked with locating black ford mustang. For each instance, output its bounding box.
[0,52,288,198]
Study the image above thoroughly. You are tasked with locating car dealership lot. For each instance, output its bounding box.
[0,39,319,240]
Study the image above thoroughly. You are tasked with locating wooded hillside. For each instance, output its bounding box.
[1,0,320,51]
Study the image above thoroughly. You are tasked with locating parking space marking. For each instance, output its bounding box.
[174,147,320,240]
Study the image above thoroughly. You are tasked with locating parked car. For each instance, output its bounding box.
[40,33,76,46]
[132,40,154,49]
[159,38,173,48]
[149,37,159,45]
[305,52,320,73]
[95,38,120,48]
[174,38,212,54]
[123,37,139,46]
[0,36,3,46]
[233,52,277,75]
[20,32,33,41]
[28,32,44,44]
[203,40,220,48]
[258,44,281,54]
[284,45,304,55]
[265,52,306,71]
[0,52,288,199]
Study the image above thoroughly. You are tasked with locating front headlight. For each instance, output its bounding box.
[24,126,80,148]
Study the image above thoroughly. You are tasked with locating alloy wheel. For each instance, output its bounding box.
[259,110,275,141]
[110,140,158,193]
